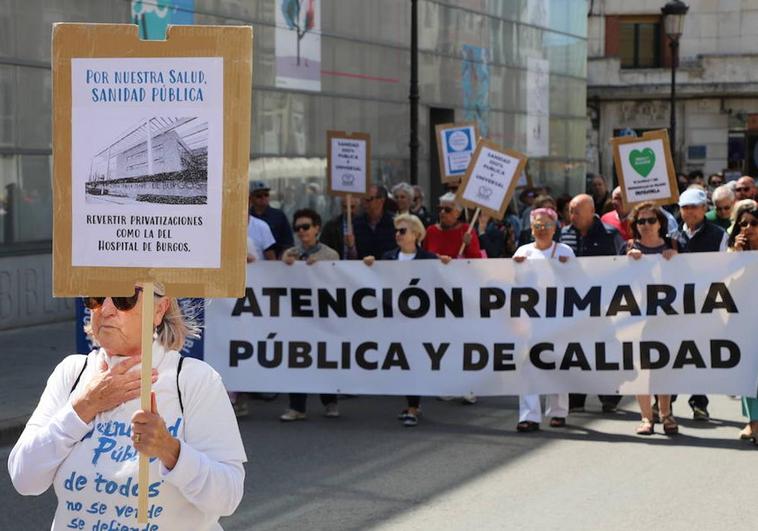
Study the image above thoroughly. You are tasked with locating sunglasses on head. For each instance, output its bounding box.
[635,217,658,226]
[395,227,408,235]
[294,223,313,232]
[83,287,153,312]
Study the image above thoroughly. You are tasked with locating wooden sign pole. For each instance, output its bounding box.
[137,281,155,524]
[346,194,353,235]
[458,207,481,257]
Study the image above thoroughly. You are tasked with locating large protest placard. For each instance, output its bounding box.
[456,139,528,219]
[52,23,252,524]
[611,129,679,209]
[435,122,478,183]
[326,130,371,197]
[205,253,758,397]
[52,24,252,297]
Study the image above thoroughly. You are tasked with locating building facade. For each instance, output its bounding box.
[0,0,587,329]
[588,0,758,182]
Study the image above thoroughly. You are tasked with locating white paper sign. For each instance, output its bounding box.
[70,57,223,268]
[329,137,368,194]
[440,125,477,177]
[461,146,521,213]
[617,138,673,203]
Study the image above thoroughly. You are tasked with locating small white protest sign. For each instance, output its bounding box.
[612,129,678,208]
[456,140,527,219]
[327,131,371,196]
[436,122,478,182]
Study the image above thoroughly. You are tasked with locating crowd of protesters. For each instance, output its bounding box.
[240,173,758,444]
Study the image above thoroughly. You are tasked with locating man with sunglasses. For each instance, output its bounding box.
[249,180,294,258]
[705,185,735,231]
[734,176,756,201]
[352,185,396,260]
[673,187,728,421]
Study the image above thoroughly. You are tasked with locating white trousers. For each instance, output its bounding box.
[518,393,569,423]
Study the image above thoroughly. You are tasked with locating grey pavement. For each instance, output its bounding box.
[0,320,76,444]
[1,387,756,530]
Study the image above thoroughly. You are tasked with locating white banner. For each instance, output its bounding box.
[204,254,758,397]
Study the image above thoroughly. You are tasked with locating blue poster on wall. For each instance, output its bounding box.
[462,44,490,139]
[131,0,195,39]
[75,298,205,359]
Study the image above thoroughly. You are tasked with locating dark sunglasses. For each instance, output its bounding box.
[83,287,152,312]
[635,217,658,226]
[395,227,408,235]
[294,223,313,232]
[438,206,454,213]
[364,196,381,202]
[253,192,270,198]
[735,187,750,192]
[716,205,732,212]
[739,219,758,228]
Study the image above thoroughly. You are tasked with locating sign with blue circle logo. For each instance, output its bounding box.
[436,123,478,182]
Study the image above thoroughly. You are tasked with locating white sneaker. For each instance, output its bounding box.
[324,402,340,418]
[462,393,478,405]
[280,409,306,422]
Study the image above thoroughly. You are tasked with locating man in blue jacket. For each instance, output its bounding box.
[249,180,294,258]
[560,194,625,413]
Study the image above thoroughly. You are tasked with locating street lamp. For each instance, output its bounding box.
[661,0,689,165]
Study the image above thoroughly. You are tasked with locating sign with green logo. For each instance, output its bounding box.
[629,148,656,177]
[611,129,678,209]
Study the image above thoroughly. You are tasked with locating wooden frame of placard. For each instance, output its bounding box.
[51,23,252,298]
[611,129,679,209]
[326,130,372,198]
[455,139,528,220]
[435,122,479,183]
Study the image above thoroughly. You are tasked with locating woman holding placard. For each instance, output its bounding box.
[363,213,448,427]
[727,200,758,444]
[626,202,679,436]
[512,207,573,432]
[8,284,247,530]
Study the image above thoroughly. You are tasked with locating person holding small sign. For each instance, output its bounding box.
[512,207,574,431]
[423,192,482,260]
[280,208,341,421]
[363,213,448,427]
[8,284,247,530]
[727,200,758,444]
[626,202,679,436]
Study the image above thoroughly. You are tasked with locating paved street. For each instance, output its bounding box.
[1,391,755,530]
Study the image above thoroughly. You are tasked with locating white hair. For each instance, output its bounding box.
[438,192,460,208]
[391,182,414,199]
[712,184,734,204]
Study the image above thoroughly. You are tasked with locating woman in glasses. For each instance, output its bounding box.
[626,201,679,436]
[363,214,446,427]
[727,199,758,444]
[9,284,246,530]
[280,208,341,421]
[512,208,574,432]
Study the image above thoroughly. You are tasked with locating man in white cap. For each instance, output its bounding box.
[669,186,728,422]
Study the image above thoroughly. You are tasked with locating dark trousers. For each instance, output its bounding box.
[669,394,709,409]
[406,396,421,409]
[569,393,621,410]
[289,393,337,413]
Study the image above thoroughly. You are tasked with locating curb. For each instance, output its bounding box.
[0,416,29,447]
